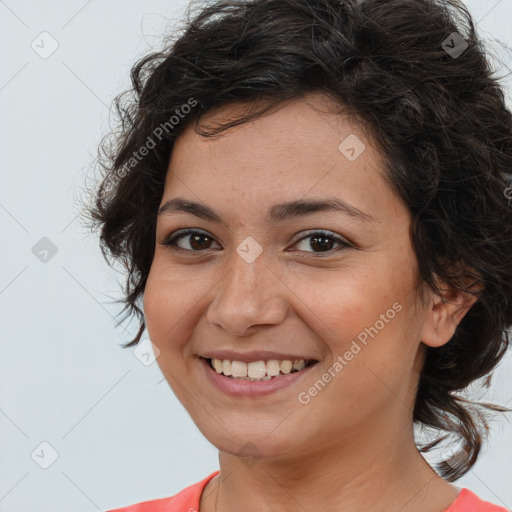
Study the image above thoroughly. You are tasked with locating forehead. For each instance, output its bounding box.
[162,93,405,226]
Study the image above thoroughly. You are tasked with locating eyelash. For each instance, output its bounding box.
[160,229,352,257]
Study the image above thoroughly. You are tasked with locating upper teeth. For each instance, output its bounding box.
[211,359,307,378]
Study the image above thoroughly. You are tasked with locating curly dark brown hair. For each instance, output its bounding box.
[81,0,512,481]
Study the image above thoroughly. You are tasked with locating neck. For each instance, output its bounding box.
[200,423,460,512]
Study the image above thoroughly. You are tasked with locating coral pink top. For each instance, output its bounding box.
[106,470,509,511]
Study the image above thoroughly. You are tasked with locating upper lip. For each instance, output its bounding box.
[200,350,318,363]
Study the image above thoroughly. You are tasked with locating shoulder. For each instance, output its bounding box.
[444,488,510,512]
[105,470,220,512]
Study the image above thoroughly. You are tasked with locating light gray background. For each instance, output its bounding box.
[1,1,511,511]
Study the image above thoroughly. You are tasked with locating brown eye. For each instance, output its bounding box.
[161,230,221,252]
[292,230,351,255]
[160,229,351,256]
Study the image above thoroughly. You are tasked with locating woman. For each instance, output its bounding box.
[84,0,512,510]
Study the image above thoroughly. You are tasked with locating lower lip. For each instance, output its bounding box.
[199,357,318,397]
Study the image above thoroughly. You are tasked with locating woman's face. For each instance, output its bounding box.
[143,93,431,460]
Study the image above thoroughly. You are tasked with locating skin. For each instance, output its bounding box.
[143,92,478,512]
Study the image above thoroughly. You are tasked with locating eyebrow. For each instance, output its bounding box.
[158,197,377,224]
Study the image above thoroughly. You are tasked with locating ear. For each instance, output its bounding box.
[420,271,482,348]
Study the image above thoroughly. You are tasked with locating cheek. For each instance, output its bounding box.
[143,269,172,340]
[293,250,420,372]
[287,260,406,337]
[143,260,195,353]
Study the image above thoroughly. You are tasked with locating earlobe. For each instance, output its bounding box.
[420,274,481,349]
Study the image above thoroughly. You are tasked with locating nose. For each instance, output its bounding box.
[205,253,289,337]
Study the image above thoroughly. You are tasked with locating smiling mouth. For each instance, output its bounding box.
[201,357,318,381]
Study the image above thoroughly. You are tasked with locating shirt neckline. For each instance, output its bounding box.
[197,474,471,512]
